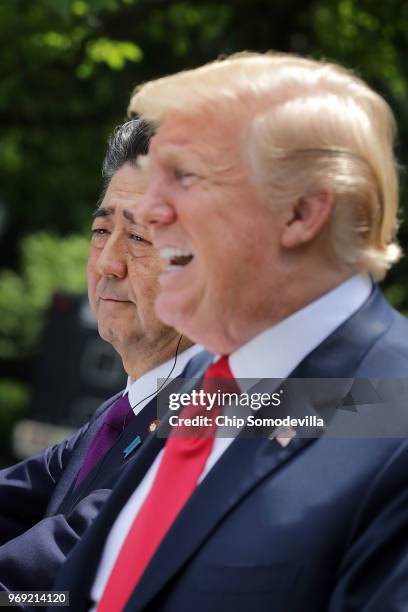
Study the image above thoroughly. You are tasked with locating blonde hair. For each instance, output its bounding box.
[129,52,401,279]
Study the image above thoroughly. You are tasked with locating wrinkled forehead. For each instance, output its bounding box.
[149,110,247,166]
[149,113,205,155]
[103,164,147,202]
[107,163,147,191]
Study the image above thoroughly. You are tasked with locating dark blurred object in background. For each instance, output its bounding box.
[12,291,126,460]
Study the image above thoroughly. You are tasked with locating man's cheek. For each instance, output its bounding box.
[87,283,97,314]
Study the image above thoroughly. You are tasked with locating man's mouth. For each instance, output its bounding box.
[159,247,194,272]
[99,296,130,302]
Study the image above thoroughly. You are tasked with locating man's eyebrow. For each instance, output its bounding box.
[122,208,147,228]
[92,206,113,219]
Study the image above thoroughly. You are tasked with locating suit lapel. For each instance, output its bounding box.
[49,393,122,516]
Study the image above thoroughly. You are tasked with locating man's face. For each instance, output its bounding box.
[87,163,176,358]
[138,113,286,353]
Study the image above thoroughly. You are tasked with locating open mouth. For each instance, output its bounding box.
[160,247,194,272]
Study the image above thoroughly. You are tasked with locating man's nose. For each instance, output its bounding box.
[96,234,127,278]
[137,180,176,228]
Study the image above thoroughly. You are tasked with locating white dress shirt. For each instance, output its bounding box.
[91,274,372,604]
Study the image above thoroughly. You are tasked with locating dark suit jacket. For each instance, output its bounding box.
[0,358,203,595]
[53,287,408,611]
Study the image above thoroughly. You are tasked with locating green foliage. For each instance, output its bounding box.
[0,0,239,242]
[311,0,408,97]
[0,232,88,360]
[78,38,143,78]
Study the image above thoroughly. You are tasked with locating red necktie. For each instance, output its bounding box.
[98,355,238,612]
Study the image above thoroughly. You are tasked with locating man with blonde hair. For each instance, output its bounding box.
[54,53,408,611]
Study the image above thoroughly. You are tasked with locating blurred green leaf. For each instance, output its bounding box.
[86,37,143,70]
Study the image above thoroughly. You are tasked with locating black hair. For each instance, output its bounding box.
[102,117,155,180]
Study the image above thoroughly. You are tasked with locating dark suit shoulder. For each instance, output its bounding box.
[356,304,408,376]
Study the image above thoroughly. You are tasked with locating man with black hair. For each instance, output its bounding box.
[0,118,200,593]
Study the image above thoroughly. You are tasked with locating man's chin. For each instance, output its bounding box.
[97,319,126,344]
[98,327,139,357]
[97,326,115,345]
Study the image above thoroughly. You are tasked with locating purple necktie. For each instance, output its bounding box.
[74,394,134,489]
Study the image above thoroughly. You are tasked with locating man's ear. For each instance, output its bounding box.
[281,190,334,249]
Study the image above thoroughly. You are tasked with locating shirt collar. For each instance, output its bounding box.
[124,344,203,416]
[229,273,372,382]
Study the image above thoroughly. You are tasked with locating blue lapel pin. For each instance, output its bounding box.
[123,435,142,459]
